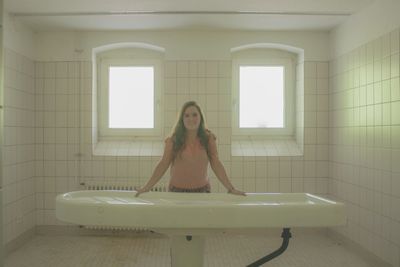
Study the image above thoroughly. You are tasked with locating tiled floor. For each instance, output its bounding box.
[5,230,386,267]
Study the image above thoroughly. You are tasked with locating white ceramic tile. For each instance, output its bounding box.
[43,176,55,193]
[230,160,243,178]
[304,78,317,94]
[9,230,393,267]
[55,94,68,111]
[56,78,69,94]
[391,53,400,79]
[390,196,400,222]
[391,77,400,101]
[374,82,383,104]
[176,94,190,107]
[206,61,218,77]
[67,78,79,95]
[382,57,391,80]
[255,161,267,178]
[266,161,278,177]
[317,111,329,127]
[67,62,79,78]
[317,94,329,111]
[304,62,317,78]
[55,176,68,193]
[243,161,255,178]
[55,144,68,160]
[206,111,218,127]
[392,149,400,173]
[317,62,329,78]
[56,62,68,78]
[206,94,219,111]
[44,62,56,78]
[317,78,329,94]
[218,61,231,77]
[304,128,317,144]
[374,38,383,61]
[43,94,55,111]
[218,77,231,95]
[382,33,391,58]
[217,112,230,128]
[366,63,374,84]
[81,61,92,78]
[189,78,198,94]
[304,161,316,178]
[197,61,206,77]
[279,161,292,178]
[43,160,56,177]
[304,111,317,127]
[55,161,68,177]
[391,101,400,125]
[390,29,400,54]
[305,94,317,111]
[177,61,189,77]
[164,61,176,77]
[374,60,382,82]
[218,95,230,111]
[374,105,383,126]
[164,95,177,111]
[205,77,218,95]
[188,61,198,77]
[4,48,394,265]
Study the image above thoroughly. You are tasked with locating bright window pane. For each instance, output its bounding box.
[109,66,154,128]
[239,66,284,128]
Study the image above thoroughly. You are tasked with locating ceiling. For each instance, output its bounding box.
[5,0,375,31]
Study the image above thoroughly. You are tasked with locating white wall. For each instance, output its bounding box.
[34,30,330,61]
[330,0,400,58]
[30,29,331,227]
[3,12,35,59]
[2,9,36,249]
[329,1,400,266]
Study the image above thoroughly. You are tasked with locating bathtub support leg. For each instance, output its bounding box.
[247,228,292,267]
[170,235,204,267]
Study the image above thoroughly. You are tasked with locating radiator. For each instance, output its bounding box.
[83,183,167,192]
[79,182,167,232]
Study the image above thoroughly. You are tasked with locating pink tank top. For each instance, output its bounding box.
[165,133,218,189]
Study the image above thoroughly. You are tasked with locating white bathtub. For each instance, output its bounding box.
[56,190,346,267]
[56,190,345,232]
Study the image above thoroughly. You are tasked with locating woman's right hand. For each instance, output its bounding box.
[228,188,246,196]
[135,188,149,197]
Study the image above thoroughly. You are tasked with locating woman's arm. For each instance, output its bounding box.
[208,133,246,196]
[135,138,173,197]
[210,158,245,195]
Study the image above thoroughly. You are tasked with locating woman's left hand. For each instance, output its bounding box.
[228,188,246,196]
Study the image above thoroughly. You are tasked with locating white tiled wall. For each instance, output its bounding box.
[32,59,331,225]
[2,49,36,244]
[34,61,87,225]
[1,48,330,244]
[329,28,400,266]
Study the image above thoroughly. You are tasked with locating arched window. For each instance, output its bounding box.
[231,45,299,138]
[93,43,165,140]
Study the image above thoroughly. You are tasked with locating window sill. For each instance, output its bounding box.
[93,141,164,156]
[231,139,303,157]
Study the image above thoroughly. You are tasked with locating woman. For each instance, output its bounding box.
[135,101,245,196]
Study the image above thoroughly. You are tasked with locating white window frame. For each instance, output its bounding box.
[232,49,295,138]
[98,56,163,139]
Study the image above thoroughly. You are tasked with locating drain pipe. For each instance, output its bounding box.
[247,228,292,267]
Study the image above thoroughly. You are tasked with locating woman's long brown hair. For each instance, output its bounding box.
[171,101,210,160]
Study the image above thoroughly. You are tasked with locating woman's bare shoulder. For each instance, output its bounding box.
[164,136,174,144]
[205,129,217,140]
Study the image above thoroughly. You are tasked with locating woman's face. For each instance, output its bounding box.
[183,105,201,131]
